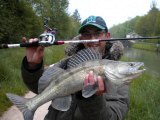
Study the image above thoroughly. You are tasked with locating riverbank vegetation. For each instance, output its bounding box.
[126,72,160,120]
[132,42,160,52]
[0,48,27,116]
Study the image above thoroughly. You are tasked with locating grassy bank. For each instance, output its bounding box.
[125,72,160,120]
[0,48,27,116]
[0,45,65,116]
[132,42,159,52]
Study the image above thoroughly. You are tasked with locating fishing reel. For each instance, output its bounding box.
[38,18,56,47]
[39,32,55,47]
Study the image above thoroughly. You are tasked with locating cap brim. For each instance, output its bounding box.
[78,23,106,33]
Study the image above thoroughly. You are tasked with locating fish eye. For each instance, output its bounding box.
[130,63,134,66]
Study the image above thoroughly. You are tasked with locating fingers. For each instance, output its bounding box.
[27,38,44,51]
[22,37,38,43]
[84,71,105,96]
[29,38,39,43]
[28,38,44,52]
[37,46,44,59]
[97,76,105,92]
[37,45,44,51]
[96,76,105,96]
[88,71,95,85]
[84,71,95,86]
[25,37,44,64]
[84,74,89,86]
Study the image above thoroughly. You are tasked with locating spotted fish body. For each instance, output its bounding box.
[6,48,145,120]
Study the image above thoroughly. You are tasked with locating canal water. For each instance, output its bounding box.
[123,47,160,77]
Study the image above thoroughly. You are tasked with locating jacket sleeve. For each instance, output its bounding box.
[75,83,130,120]
[21,56,69,94]
[21,56,44,94]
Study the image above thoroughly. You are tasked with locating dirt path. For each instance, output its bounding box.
[0,91,51,120]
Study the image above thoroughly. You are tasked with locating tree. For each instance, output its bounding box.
[0,0,43,43]
[72,9,81,23]
[0,0,82,43]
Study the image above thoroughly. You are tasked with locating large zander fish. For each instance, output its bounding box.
[6,48,145,120]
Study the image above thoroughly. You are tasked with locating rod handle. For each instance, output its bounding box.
[20,41,39,47]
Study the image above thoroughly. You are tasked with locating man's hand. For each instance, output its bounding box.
[23,37,44,68]
[84,71,105,96]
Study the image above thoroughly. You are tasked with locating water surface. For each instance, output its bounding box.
[123,47,160,77]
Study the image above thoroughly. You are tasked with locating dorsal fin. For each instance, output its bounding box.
[67,48,102,69]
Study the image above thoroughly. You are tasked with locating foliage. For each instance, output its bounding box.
[0,0,81,44]
[135,6,159,37]
[68,9,81,38]
[72,9,81,23]
[109,16,140,38]
[26,0,81,39]
[0,0,43,43]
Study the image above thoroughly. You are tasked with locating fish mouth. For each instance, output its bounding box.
[130,62,146,74]
[104,62,146,84]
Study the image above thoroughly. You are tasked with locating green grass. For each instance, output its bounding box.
[44,45,65,65]
[0,45,65,116]
[125,73,160,120]
[0,48,27,116]
[132,43,158,52]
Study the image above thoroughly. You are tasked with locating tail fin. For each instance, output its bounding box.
[6,93,35,120]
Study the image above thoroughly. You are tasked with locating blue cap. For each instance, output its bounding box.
[79,16,108,33]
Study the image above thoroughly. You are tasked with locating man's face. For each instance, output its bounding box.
[80,26,110,56]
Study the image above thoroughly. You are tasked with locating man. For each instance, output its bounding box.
[21,15,129,120]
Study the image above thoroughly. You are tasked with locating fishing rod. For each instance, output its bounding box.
[1,36,160,49]
[1,18,160,49]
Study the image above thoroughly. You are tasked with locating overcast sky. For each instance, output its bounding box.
[68,0,160,28]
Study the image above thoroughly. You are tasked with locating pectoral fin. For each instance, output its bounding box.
[82,84,98,98]
[51,95,72,111]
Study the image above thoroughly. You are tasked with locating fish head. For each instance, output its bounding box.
[104,60,146,84]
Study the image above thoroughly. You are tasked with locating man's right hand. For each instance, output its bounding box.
[24,38,44,69]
